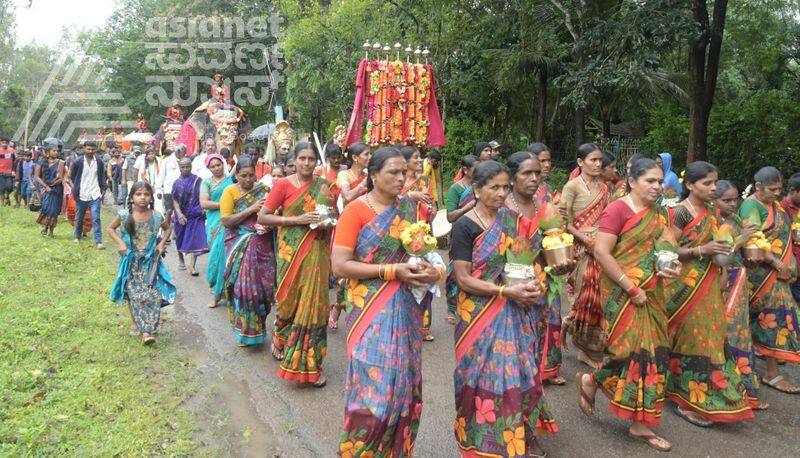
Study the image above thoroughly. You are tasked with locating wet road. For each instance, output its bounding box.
[164,250,800,457]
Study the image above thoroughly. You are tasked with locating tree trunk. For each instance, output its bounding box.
[687,0,728,163]
[536,69,548,142]
[575,107,585,146]
[601,104,612,139]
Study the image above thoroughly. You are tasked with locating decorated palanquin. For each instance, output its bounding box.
[345,58,445,148]
[177,82,250,156]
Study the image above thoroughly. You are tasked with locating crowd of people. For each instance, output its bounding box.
[4,133,800,457]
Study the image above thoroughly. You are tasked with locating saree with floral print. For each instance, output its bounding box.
[452,208,557,458]
[273,177,335,383]
[592,205,670,427]
[563,181,609,362]
[339,197,427,457]
[401,175,436,333]
[665,205,753,422]
[721,215,761,408]
[222,183,274,346]
[739,199,800,364]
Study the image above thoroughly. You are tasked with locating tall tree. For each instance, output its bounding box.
[687,0,728,162]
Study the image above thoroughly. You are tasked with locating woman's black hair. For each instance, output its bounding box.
[473,141,491,157]
[627,157,660,192]
[472,160,510,189]
[627,153,644,167]
[754,166,782,188]
[602,151,616,168]
[680,161,718,200]
[125,181,156,238]
[324,141,343,161]
[293,141,319,160]
[461,154,478,169]
[714,180,737,199]
[526,142,550,155]
[787,172,800,192]
[366,146,403,191]
[220,147,231,157]
[576,143,600,161]
[235,156,255,174]
[399,145,419,161]
[348,142,369,157]
[506,151,537,178]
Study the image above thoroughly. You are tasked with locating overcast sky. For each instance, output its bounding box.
[13,0,116,48]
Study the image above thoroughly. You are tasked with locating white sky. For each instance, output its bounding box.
[12,0,116,47]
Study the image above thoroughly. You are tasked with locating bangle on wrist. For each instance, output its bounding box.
[617,273,627,283]
[625,284,640,297]
[498,285,506,298]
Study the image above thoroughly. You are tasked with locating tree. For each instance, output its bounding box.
[687,0,728,162]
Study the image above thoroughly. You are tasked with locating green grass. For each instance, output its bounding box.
[0,206,198,455]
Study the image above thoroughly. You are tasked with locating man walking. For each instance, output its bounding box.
[0,137,16,206]
[121,146,140,202]
[70,141,107,249]
[157,144,186,221]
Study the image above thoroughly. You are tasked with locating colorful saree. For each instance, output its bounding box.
[592,205,670,426]
[402,175,436,332]
[204,175,234,300]
[172,173,208,254]
[564,181,609,362]
[273,177,334,382]
[223,183,274,346]
[665,205,753,422]
[340,197,424,457]
[446,183,476,315]
[453,209,557,457]
[740,199,800,364]
[36,159,64,227]
[721,215,761,408]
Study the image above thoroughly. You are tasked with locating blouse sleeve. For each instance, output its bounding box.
[263,177,289,212]
[598,200,633,236]
[445,184,461,213]
[559,181,577,217]
[219,186,236,217]
[450,216,482,262]
[333,199,376,249]
[200,179,211,196]
[738,199,767,223]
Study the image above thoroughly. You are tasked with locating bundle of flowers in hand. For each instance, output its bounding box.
[503,235,536,286]
[792,212,800,245]
[742,208,770,260]
[654,230,679,273]
[662,188,679,208]
[539,205,574,266]
[400,221,445,303]
[711,223,736,266]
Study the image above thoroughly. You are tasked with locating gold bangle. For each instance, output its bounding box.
[378,264,385,280]
[498,285,506,298]
[281,216,285,225]
[617,273,627,283]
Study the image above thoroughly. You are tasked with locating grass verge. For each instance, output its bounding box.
[0,206,198,455]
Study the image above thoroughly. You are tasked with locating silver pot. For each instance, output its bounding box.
[502,263,534,286]
[655,250,679,273]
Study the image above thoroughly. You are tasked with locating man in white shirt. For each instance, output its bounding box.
[70,141,107,249]
[156,144,186,219]
[192,138,229,180]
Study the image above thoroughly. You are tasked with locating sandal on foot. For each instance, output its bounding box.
[445,313,456,325]
[762,375,800,394]
[627,431,671,452]
[208,300,218,308]
[190,270,199,277]
[270,342,284,361]
[675,406,712,427]
[328,306,339,331]
[547,376,567,386]
[178,264,187,271]
[575,373,595,416]
[142,334,156,345]
[313,376,327,388]
[421,331,435,342]
[753,400,770,410]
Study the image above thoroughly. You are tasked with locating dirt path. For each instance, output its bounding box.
[162,249,800,457]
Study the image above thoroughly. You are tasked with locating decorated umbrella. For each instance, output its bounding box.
[248,123,275,141]
[123,132,154,143]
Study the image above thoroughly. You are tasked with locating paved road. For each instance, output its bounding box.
[164,250,800,457]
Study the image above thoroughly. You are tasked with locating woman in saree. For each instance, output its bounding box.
[665,161,754,426]
[172,158,208,276]
[259,142,336,386]
[400,145,436,341]
[505,151,575,386]
[738,166,800,393]
[34,145,65,237]
[576,158,678,452]
[714,180,766,408]
[331,147,441,456]
[445,154,479,324]
[220,158,274,346]
[108,181,175,345]
[601,152,627,200]
[560,143,610,369]
[328,142,373,331]
[451,160,557,457]
[528,143,560,205]
[199,153,234,308]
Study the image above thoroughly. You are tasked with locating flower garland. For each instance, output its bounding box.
[363,60,433,146]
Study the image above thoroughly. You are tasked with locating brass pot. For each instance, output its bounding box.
[742,246,762,262]
[543,245,572,267]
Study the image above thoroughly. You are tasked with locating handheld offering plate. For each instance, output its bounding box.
[539,205,574,267]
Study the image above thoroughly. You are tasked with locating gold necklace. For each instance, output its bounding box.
[626,194,638,213]
[510,191,536,219]
[473,207,490,229]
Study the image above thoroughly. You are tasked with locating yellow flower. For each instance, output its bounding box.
[626,267,644,286]
[347,281,369,309]
[454,417,467,442]
[390,216,411,239]
[776,328,790,346]
[683,268,699,288]
[688,380,708,404]
[458,298,476,323]
[503,426,526,457]
[339,440,365,458]
[771,238,784,255]
[278,240,293,262]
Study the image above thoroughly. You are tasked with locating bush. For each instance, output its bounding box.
[439,115,491,184]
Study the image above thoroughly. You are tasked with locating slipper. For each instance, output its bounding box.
[445,313,456,325]
[753,400,770,410]
[575,373,595,416]
[270,342,285,362]
[313,376,327,388]
[547,376,567,386]
[421,332,435,342]
[675,405,712,427]
[190,271,199,277]
[762,375,800,394]
[627,431,671,452]
[208,301,218,308]
[178,264,187,271]
[328,307,339,331]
